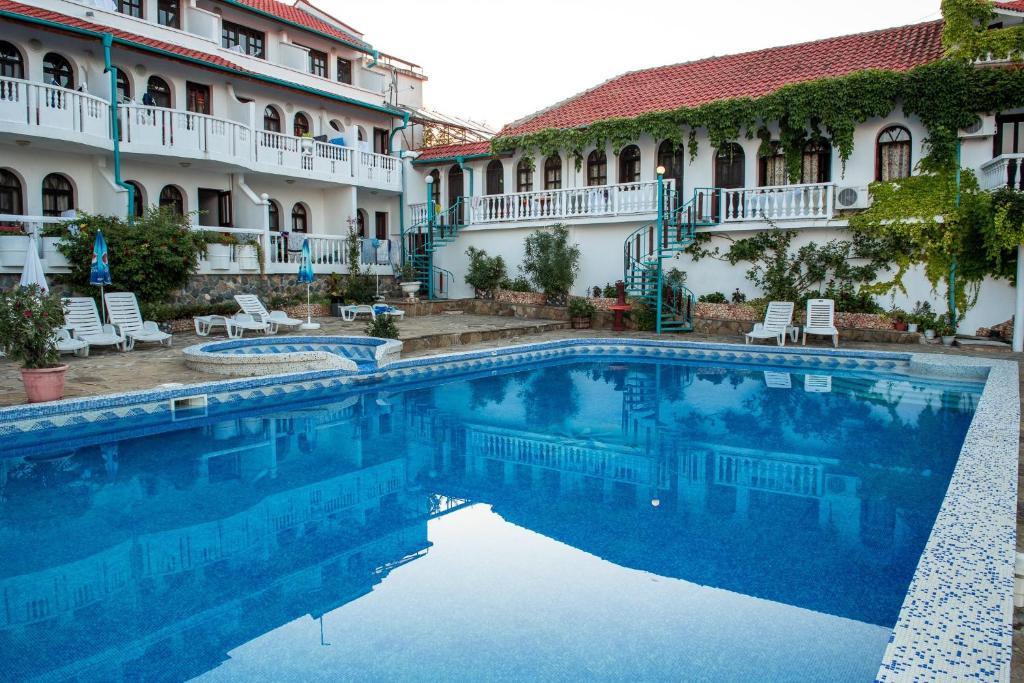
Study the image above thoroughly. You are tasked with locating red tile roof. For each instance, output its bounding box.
[414,141,493,163]
[500,21,945,137]
[0,0,246,69]
[995,1,1024,11]
[226,0,371,52]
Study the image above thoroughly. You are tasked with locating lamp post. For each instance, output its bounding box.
[655,165,666,335]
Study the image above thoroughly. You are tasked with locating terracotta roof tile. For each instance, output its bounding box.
[414,141,492,162]
[501,21,945,137]
[228,0,370,51]
[995,1,1024,11]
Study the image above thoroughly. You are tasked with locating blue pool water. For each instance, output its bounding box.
[0,357,981,682]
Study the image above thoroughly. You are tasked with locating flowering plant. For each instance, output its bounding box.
[0,285,66,369]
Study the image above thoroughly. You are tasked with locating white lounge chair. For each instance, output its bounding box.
[104,292,172,351]
[745,301,795,347]
[802,298,839,348]
[62,297,127,351]
[372,304,405,319]
[340,304,376,321]
[234,294,303,333]
[226,313,272,338]
[55,328,89,357]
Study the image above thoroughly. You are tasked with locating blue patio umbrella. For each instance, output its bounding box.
[297,238,319,330]
[90,229,112,322]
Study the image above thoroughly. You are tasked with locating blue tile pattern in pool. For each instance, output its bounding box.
[0,341,1013,682]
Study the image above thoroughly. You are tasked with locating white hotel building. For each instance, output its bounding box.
[0,0,1022,334]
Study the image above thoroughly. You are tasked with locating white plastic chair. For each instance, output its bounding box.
[745,301,794,346]
[802,298,839,348]
[104,292,172,351]
[62,297,126,351]
[55,328,89,357]
[234,294,302,333]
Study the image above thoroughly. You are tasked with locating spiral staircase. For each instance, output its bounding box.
[623,187,719,333]
[404,199,464,299]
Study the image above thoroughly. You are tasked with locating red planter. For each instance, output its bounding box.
[892,322,909,332]
[21,365,68,403]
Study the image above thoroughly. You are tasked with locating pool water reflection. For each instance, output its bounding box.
[0,359,980,682]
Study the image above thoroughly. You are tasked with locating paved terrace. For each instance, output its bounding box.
[1,311,1023,679]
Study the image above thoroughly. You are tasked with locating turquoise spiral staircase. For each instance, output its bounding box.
[404,198,465,300]
[623,186,719,333]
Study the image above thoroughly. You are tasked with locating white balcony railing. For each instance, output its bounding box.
[0,76,110,145]
[719,183,835,222]
[469,180,672,224]
[409,202,428,225]
[979,154,1024,192]
[122,104,252,165]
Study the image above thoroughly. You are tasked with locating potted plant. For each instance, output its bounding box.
[0,285,69,403]
[400,261,420,299]
[236,234,264,272]
[326,273,347,316]
[889,308,908,332]
[204,232,237,271]
[939,321,957,347]
[0,225,30,267]
[40,224,70,269]
[568,297,596,329]
[300,132,314,154]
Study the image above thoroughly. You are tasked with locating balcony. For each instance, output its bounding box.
[979,154,1024,191]
[717,183,835,223]
[0,217,395,277]
[0,77,111,149]
[0,80,401,192]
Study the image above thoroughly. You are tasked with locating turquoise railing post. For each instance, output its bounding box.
[425,176,436,300]
[655,167,665,334]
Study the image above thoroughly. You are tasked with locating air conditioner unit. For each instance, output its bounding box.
[959,115,997,139]
[836,186,870,210]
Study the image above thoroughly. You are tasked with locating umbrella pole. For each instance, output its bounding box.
[306,283,312,326]
[100,284,105,324]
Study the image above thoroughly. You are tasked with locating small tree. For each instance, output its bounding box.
[0,286,66,369]
[521,224,580,304]
[464,247,507,298]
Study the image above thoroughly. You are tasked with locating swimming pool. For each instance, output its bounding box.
[0,340,1016,681]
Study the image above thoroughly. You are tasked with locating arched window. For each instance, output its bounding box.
[544,155,561,190]
[485,160,504,195]
[263,106,281,133]
[802,138,832,184]
[516,159,533,193]
[428,169,441,207]
[587,150,607,186]
[0,169,23,216]
[125,180,145,217]
[115,69,131,101]
[0,41,25,79]
[293,112,310,138]
[43,53,74,89]
[618,145,641,183]
[291,203,308,232]
[759,142,787,187]
[146,76,171,107]
[42,173,74,217]
[876,125,912,181]
[356,208,367,237]
[267,199,281,231]
[159,185,184,215]
[657,140,684,196]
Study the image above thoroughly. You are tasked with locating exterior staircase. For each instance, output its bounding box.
[623,187,718,333]
[405,198,465,299]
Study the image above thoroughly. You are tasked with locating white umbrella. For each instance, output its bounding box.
[19,238,48,294]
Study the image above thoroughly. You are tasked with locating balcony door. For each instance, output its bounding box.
[186,82,211,115]
[198,188,232,227]
[714,143,745,220]
[996,115,1024,190]
[374,127,389,155]
[447,165,464,227]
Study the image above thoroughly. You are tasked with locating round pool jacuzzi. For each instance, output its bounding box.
[182,336,403,377]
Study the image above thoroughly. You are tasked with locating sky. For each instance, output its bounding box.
[328,0,943,131]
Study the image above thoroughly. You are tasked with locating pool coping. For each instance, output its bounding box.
[0,337,1016,681]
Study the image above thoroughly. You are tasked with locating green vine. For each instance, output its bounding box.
[491,0,1024,180]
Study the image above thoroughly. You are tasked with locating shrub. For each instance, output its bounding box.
[629,299,656,331]
[500,276,534,292]
[602,283,618,298]
[0,286,66,369]
[464,247,507,297]
[140,301,237,322]
[521,224,580,304]
[568,297,596,318]
[344,274,377,304]
[698,292,727,304]
[731,288,747,304]
[366,314,399,339]
[53,208,206,305]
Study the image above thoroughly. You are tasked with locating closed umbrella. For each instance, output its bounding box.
[297,238,319,331]
[89,229,112,323]
[19,237,48,294]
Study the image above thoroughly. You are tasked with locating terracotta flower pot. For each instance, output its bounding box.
[571,316,592,329]
[21,365,68,403]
